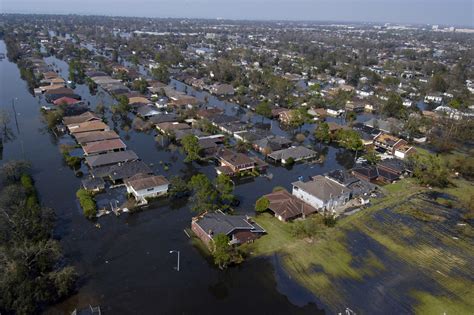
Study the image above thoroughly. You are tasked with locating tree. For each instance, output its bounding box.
[181,134,201,162]
[363,147,381,165]
[151,64,170,83]
[0,167,77,314]
[314,122,331,144]
[345,111,357,125]
[383,93,406,119]
[235,139,251,153]
[255,100,272,122]
[335,129,364,157]
[255,196,270,213]
[168,176,190,198]
[409,153,449,188]
[430,74,448,93]
[188,174,218,213]
[132,78,148,94]
[76,188,97,219]
[211,234,232,269]
[288,109,305,131]
[215,174,235,207]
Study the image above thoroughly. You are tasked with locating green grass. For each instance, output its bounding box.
[247,178,474,314]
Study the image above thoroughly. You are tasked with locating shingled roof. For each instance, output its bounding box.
[263,189,317,221]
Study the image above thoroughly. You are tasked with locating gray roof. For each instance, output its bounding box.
[292,175,351,202]
[194,211,265,236]
[85,150,139,168]
[268,146,317,161]
[92,160,152,181]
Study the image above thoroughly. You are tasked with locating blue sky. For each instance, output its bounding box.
[1,0,473,26]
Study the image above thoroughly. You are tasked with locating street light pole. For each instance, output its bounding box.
[169,250,180,271]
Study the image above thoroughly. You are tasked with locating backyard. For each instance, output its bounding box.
[246,178,474,314]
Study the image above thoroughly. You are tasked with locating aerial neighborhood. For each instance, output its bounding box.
[0,14,473,314]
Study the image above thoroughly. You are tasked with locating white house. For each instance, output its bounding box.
[291,175,351,213]
[424,94,443,104]
[125,173,169,204]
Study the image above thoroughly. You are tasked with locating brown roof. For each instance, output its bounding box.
[44,87,74,95]
[63,111,100,125]
[264,189,317,221]
[217,148,254,167]
[128,96,150,104]
[43,71,59,80]
[68,120,109,134]
[125,173,169,191]
[156,122,191,133]
[82,139,127,155]
[74,130,120,144]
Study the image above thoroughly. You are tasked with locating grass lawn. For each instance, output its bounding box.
[247,178,474,314]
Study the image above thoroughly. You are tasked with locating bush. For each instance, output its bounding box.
[285,157,295,166]
[76,188,97,219]
[255,196,270,213]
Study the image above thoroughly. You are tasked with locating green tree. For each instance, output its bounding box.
[132,78,148,94]
[215,174,235,207]
[151,64,170,83]
[336,129,364,156]
[363,147,381,165]
[76,188,97,219]
[188,174,218,213]
[314,122,331,144]
[409,153,449,188]
[255,196,270,213]
[255,100,272,122]
[168,176,190,198]
[383,93,406,119]
[211,234,232,269]
[181,134,201,162]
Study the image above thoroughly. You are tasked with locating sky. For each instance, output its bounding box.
[1,0,473,27]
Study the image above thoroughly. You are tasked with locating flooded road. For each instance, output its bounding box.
[0,40,328,314]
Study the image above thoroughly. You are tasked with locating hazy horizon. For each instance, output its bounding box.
[1,0,473,27]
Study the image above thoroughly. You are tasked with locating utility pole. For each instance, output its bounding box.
[169,250,180,271]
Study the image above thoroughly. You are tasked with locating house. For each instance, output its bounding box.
[326,108,344,117]
[267,146,317,164]
[424,94,443,104]
[277,109,294,124]
[252,136,292,155]
[85,150,139,168]
[53,96,81,106]
[91,160,152,184]
[325,169,376,201]
[377,159,412,176]
[262,189,318,222]
[394,143,416,159]
[136,105,161,118]
[82,139,127,156]
[74,130,120,145]
[191,210,265,248]
[210,83,235,96]
[352,164,400,183]
[292,175,351,213]
[155,122,191,135]
[196,107,224,119]
[81,176,105,192]
[67,120,110,135]
[63,111,100,125]
[373,133,407,154]
[215,148,267,176]
[307,108,327,120]
[125,173,169,204]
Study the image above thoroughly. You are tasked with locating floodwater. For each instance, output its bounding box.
[0,40,332,314]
